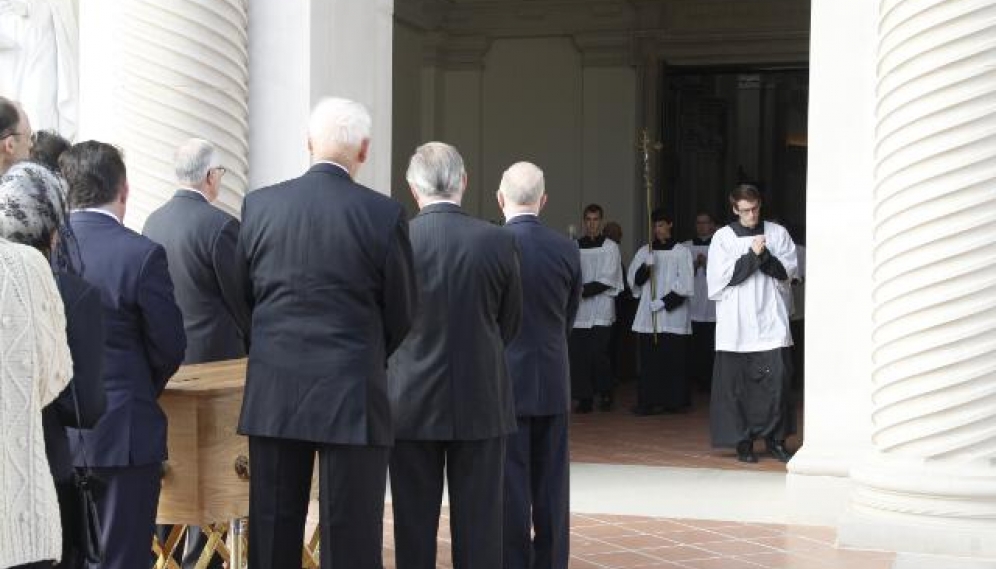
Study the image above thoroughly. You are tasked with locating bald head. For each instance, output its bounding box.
[497,161,546,217]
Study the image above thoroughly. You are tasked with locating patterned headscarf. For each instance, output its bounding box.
[0,161,81,275]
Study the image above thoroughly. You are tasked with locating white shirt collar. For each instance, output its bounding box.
[422,199,461,208]
[75,207,121,224]
[314,160,350,176]
[504,212,538,223]
[178,187,210,201]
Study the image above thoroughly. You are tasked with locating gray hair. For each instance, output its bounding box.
[309,97,372,152]
[498,162,545,206]
[174,138,217,186]
[406,142,465,200]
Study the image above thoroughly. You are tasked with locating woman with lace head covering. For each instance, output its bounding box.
[0,161,106,568]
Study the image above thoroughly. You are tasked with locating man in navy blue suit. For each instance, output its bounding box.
[61,141,186,569]
[498,162,581,569]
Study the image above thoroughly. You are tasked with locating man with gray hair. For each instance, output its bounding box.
[498,162,580,569]
[236,97,416,569]
[143,138,248,569]
[388,142,522,569]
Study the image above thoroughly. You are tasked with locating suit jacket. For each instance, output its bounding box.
[389,202,523,441]
[143,189,250,364]
[67,210,186,467]
[235,163,416,446]
[503,215,581,417]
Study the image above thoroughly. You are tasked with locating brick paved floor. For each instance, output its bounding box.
[380,510,893,569]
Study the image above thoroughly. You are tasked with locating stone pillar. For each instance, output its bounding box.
[249,0,397,194]
[78,0,249,229]
[785,0,876,526]
[838,0,996,557]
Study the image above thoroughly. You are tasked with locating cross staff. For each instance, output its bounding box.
[638,128,663,343]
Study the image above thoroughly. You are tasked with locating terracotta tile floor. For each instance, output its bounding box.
[327,382,878,569]
[569,380,803,472]
[379,510,895,569]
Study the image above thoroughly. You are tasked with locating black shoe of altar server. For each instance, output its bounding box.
[575,399,594,414]
[736,440,758,463]
[766,439,793,463]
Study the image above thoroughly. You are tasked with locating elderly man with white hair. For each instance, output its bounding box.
[235,97,417,569]
[497,162,581,569]
[388,142,522,569]
[143,138,248,569]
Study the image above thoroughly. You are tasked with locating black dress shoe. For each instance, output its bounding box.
[736,440,758,463]
[575,399,593,414]
[767,440,793,463]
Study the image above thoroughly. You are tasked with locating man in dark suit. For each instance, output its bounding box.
[60,140,187,569]
[144,138,249,364]
[497,162,581,569]
[143,138,249,568]
[388,142,523,569]
[235,97,417,569]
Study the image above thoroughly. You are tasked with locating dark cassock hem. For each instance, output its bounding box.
[636,333,690,411]
[569,326,614,399]
[690,321,716,391]
[709,348,797,448]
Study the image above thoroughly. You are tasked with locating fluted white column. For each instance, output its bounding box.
[79,0,248,229]
[839,0,996,557]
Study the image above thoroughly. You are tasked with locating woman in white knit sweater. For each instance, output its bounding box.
[0,238,73,569]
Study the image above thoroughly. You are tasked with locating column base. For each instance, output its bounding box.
[841,455,996,559]
[839,507,996,560]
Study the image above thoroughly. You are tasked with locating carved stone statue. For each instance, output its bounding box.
[0,0,78,140]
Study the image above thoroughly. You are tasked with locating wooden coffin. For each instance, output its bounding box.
[157,359,250,526]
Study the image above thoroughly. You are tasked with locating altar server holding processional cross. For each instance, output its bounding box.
[627,208,694,415]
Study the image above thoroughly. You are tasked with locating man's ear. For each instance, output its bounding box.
[357,138,370,165]
[539,194,548,212]
[408,184,422,209]
[496,190,505,210]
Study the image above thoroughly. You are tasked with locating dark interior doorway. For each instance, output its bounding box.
[659,65,810,244]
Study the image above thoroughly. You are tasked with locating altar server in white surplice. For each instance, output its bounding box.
[569,203,623,413]
[707,184,798,464]
[627,208,694,415]
[682,212,718,392]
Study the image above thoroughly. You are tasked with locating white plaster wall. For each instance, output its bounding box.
[786,0,876,485]
[309,0,394,195]
[391,35,638,234]
[582,67,638,260]
[249,0,394,195]
[439,69,484,216]
[482,38,584,231]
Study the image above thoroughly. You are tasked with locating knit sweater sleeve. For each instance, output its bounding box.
[21,248,72,406]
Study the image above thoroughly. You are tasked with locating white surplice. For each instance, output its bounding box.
[682,238,716,323]
[707,221,798,352]
[627,244,694,335]
[573,238,623,328]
